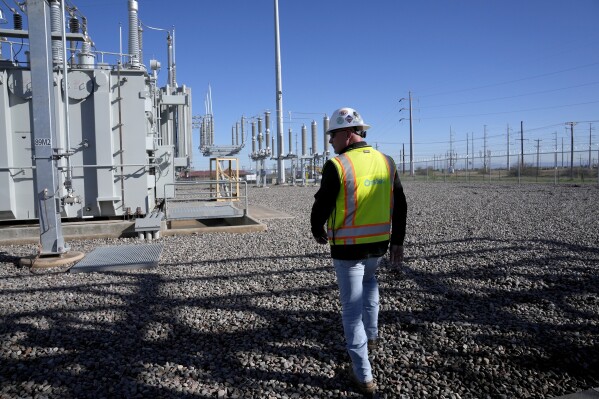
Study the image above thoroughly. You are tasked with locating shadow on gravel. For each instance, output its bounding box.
[379,235,599,397]
[0,253,368,398]
[2,236,598,398]
[0,251,22,267]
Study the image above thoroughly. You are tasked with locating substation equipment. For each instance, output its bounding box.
[198,107,332,188]
[193,89,246,201]
[0,0,202,256]
[246,111,331,187]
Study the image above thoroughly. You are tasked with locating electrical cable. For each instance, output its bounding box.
[419,62,599,98]
[375,120,598,147]
[418,99,599,120]
[140,20,168,33]
[420,81,599,109]
[12,38,23,63]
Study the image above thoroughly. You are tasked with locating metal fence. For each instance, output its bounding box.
[398,149,599,184]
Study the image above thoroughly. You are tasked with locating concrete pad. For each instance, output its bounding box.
[20,251,85,269]
[0,221,135,245]
[0,202,283,245]
[248,204,292,220]
[0,214,268,245]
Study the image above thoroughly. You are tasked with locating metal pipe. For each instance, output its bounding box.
[57,164,152,169]
[274,0,285,183]
[323,115,329,159]
[58,0,73,191]
[119,23,122,64]
[117,62,126,215]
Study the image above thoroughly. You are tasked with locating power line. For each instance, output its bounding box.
[418,99,599,120]
[377,120,597,147]
[419,81,599,109]
[419,62,599,98]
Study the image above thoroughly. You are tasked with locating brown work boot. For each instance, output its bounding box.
[367,339,378,351]
[347,364,377,395]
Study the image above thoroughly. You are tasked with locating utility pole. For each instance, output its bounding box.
[534,139,542,181]
[520,121,524,169]
[483,125,487,173]
[589,123,593,171]
[466,132,469,181]
[409,91,414,177]
[399,91,414,177]
[553,132,558,185]
[506,124,510,171]
[449,127,453,172]
[561,136,564,168]
[402,143,406,175]
[471,133,475,171]
[567,122,576,179]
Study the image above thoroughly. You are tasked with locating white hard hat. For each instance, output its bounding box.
[326,107,370,133]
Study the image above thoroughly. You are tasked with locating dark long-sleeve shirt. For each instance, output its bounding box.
[310,142,408,260]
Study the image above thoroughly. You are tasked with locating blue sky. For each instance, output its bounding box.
[29,1,599,169]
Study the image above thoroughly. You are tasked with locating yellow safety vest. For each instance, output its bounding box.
[327,147,394,245]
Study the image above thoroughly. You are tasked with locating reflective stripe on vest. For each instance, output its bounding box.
[329,222,391,239]
[337,153,357,228]
[327,147,394,245]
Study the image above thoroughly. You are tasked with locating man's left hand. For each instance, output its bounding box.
[314,229,328,245]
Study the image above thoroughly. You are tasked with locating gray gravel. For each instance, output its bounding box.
[1,182,598,399]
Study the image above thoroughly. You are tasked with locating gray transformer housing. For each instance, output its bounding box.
[0,59,192,221]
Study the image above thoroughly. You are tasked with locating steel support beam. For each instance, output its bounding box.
[28,0,67,255]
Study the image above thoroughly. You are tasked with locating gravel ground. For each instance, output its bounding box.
[1,182,598,399]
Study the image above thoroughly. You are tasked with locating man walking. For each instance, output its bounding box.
[310,107,407,395]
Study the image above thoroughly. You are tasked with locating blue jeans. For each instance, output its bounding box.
[333,256,381,383]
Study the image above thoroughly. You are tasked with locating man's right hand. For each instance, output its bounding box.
[390,244,404,266]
